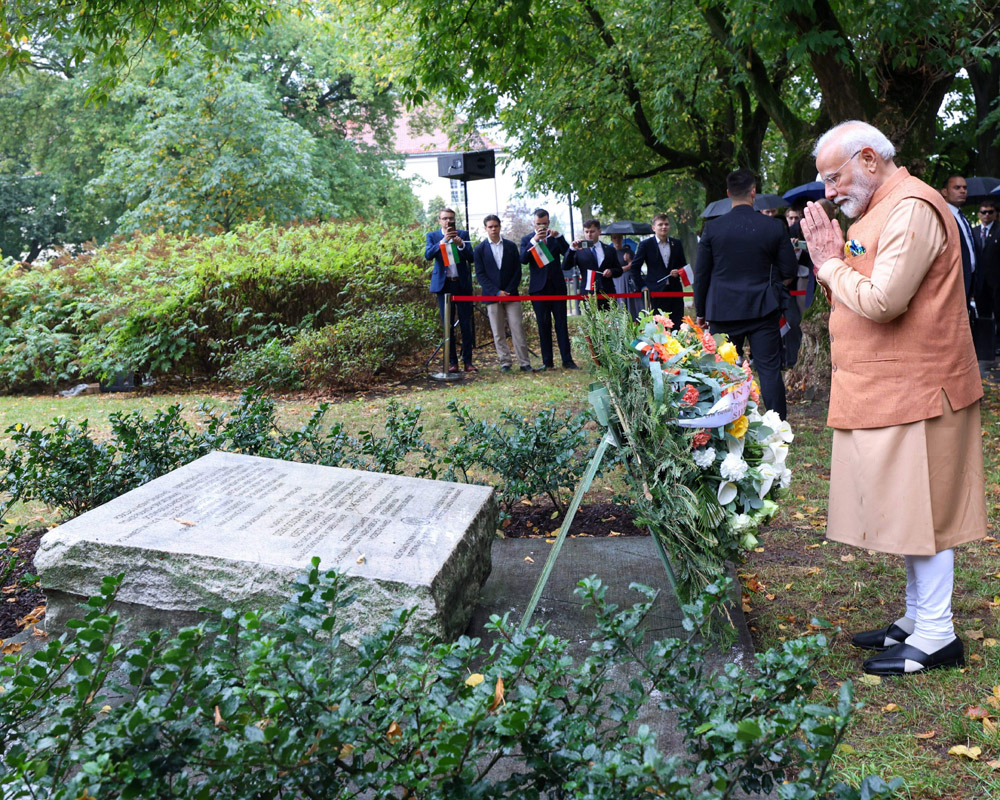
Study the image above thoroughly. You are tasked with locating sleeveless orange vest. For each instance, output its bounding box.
[826,167,982,429]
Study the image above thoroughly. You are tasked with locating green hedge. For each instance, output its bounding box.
[0,221,437,391]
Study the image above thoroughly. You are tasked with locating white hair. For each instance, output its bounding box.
[812,120,896,161]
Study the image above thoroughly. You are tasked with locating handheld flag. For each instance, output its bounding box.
[439,240,460,268]
[530,240,554,268]
[779,316,791,337]
[584,269,596,292]
[676,264,694,287]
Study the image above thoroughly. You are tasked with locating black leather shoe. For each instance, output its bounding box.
[500,365,511,373]
[862,637,965,676]
[851,623,911,652]
[520,365,534,372]
[537,364,552,372]
[563,362,580,370]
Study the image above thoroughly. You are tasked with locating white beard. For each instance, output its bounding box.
[834,168,878,218]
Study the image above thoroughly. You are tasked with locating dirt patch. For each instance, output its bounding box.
[502,499,648,540]
[0,528,46,640]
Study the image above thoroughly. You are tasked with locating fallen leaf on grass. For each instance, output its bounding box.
[608,531,622,537]
[792,512,806,520]
[965,706,992,720]
[948,745,981,760]
[550,511,559,520]
[984,638,998,648]
[785,582,794,590]
[860,674,882,686]
[805,567,822,576]
[521,499,533,506]
[465,673,485,687]
[836,743,856,755]
[984,717,998,734]
[966,630,986,641]
[882,703,903,713]
[914,730,936,739]
[754,547,765,553]
[840,554,855,563]
[489,676,505,711]
[806,543,821,549]
[765,593,776,601]
[524,557,534,563]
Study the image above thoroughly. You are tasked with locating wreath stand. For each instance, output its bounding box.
[518,382,680,632]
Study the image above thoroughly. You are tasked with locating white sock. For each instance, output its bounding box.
[900,549,956,671]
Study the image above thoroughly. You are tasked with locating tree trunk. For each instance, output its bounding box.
[968,55,1000,177]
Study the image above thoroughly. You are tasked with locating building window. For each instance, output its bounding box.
[450,178,462,207]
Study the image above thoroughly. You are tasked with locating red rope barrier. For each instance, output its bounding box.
[450,291,806,302]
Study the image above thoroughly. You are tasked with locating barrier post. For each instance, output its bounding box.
[643,287,651,313]
[430,292,462,381]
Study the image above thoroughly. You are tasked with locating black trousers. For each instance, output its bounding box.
[531,296,573,367]
[437,289,474,366]
[711,311,787,419]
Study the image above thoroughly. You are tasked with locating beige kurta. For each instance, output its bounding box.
[818,199,987,556]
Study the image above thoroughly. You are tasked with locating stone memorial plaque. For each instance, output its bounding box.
[36,451,496,642]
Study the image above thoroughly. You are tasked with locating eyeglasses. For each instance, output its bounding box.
[821,149,862,186]
[979,209,996,215]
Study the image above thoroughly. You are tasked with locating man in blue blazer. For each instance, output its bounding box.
[631,213,688,328]
[695,169,798,418]
[425,208,476,372]
[519,208,578,370]
[564,219,623,310]
[474,214,533,372]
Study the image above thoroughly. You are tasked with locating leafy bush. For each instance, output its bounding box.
[0,220,434,390]
[0,391,593,523]
[219,337,304,389]
[445,399,593,513]
[0,566,899,799]
[290,304,439,388]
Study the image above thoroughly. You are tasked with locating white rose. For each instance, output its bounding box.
[779,467,793,489]
[720,452,749,481]
[693,447,716,469]
[760,409,782,434]
[733,513,753,531]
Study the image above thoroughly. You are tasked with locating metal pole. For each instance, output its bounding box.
[463,181,470,233]
[643,287,651,312]
[430,293,461,381]
[520,431,615,632]
[568,194,575,242]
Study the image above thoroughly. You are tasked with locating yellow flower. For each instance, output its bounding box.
[663,337,683,356]
[727,415,749,439]
[718,342,738,364]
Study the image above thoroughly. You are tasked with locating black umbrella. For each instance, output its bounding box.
[782,181,826,205]
[755,193,785,210]
[964,176,1000,202]
[603,220,654,235]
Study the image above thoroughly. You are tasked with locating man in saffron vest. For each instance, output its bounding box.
[801,121,986,676]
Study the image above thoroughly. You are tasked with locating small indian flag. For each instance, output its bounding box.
[530,240,554,268]
[676,264,694,287]
[584,269,596,291]
[779,316,791,337]
[439,240,460,268]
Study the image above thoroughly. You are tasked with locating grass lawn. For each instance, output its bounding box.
[2,324,998,797]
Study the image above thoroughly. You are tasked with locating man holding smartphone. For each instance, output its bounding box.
[426,208,476,372]
[519,208,578,370]
[564,218,622,309]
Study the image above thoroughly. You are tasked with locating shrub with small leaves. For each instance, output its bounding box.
[0,568,899,799]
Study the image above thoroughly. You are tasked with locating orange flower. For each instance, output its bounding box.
[701,333,717,354]
[653,314,674,330]
[750,380,761,403]
[692,430,711,449]
[681,384,699,405]
[683,315,704,337]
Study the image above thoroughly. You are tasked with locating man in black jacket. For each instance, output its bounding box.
[474,214,533,373]
[520,208,578,370]
[631,213,687,328]
[564,218,622,309]
[695,169,798,418]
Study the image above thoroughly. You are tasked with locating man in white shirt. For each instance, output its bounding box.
[473,215,533,373]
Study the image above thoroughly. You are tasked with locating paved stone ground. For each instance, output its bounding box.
[465,536,756,777]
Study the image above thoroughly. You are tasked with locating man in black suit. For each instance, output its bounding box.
[974,200,1000,351]
[695,169,798,419]
[941,176,977,305]
[425,208,476,372]
[631,213,688,328]
[564,218,622,310]
[520,208,578,370]
[474,214,534,373]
